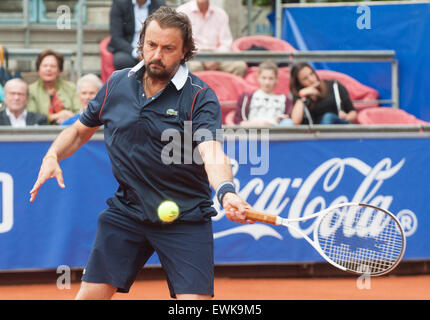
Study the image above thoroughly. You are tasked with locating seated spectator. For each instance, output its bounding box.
[290,62,357,125]
[108,0,165,70]
[0,78,48,126]
[234,60,293,127]
[27,49,80,124]
[177,0,247,77]
[61,74,103,126]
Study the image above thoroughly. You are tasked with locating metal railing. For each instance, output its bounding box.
[194,50,399,108]
[0,124,429,142]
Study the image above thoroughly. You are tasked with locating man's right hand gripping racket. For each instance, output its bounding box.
[246,202,406,276]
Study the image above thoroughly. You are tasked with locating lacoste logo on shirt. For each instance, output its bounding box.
[166,109,178,116]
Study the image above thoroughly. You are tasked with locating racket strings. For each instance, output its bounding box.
[317,205,404,275]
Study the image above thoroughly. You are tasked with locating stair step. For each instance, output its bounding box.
[0,0,201,76]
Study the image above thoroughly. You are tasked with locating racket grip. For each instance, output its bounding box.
[245,209,278,225]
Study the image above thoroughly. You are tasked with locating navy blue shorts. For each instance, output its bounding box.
[81,207,214,297]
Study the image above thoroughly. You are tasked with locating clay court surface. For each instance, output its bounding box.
[0,275,429,300]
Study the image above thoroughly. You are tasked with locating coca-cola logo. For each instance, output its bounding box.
[317,204,394,239]
[213,157,415,240]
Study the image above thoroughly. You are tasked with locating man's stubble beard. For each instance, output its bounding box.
[146,59,181,81]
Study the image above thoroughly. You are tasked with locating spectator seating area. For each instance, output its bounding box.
[96,34,422,127]
[191,35,382,125]
[315,70,379,111]
[231,35,298,53]
[193,70,256,124]
[357,107,429,125]
[100,36,115,83]
[1,2,426,127]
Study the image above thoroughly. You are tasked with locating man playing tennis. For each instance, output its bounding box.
[30,7,252,300]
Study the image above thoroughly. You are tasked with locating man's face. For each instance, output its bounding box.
[78,81,99,110]
[142,20,186,80]
[4,82,28,114]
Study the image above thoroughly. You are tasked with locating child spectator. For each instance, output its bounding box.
[234,60,293,127]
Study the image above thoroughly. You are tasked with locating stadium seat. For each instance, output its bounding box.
[232,35,297,52]
[316,70,379,111]
[244,68,379,110]
[224,110,236,125]
[100,37,115,83]
[194,70,257,124]
[243,66,291,97]
[357,107,428,125]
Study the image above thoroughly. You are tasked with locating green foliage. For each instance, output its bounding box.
[242,0,271,7]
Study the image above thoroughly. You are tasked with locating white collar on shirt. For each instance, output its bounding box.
[5,107,27,127]
[128,60,189,91]
[132,0,151,9]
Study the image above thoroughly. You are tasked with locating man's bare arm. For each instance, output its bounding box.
[198,140,253,224]
[46,120,99,160]
[29,120,99,202]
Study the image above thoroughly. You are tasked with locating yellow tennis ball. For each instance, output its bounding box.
[157,200,179,223]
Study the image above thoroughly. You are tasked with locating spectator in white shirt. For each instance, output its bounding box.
[0,78,48,127]
[177,0,247,77]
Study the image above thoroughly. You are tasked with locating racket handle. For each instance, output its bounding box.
[245,208,278,225]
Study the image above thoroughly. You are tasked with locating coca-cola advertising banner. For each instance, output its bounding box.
[0,137,426,270]
[213,137,424,264]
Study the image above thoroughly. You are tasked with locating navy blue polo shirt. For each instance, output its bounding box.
[80,62,222,223]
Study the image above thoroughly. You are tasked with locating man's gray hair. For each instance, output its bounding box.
[4,78,29,97]
[77,73,103,93]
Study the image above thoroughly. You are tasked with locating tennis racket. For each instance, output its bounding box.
[245,202,406,276]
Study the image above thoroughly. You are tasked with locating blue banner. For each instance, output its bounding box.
[270,3,430,121]
[0,137,427,270]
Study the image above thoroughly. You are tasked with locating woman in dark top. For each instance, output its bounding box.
[289,62,357,125]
